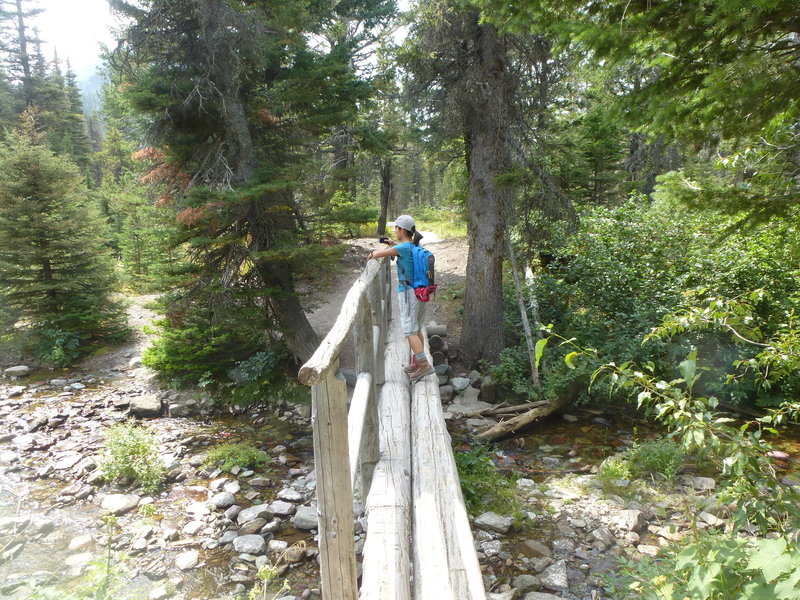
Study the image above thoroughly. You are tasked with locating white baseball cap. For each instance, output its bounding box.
[389,215,415,231]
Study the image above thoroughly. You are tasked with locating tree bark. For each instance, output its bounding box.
[458,17,514,368]
[377,157,391,235]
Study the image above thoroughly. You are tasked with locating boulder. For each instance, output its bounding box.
[292,505,317,530]
[101,494,140,515]
[129,395,162,418]
[233,534,266,555]
[208,492,236,509]
[475,511,513,534]
[539,559,569,592]
[4,366,30,378]
[237,504,271,525]
[175,550,200,570]
[616,509,645,532]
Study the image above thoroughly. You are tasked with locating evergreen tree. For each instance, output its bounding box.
[0,110,127,362]
[0,0,41,103]
[109,0,394,363]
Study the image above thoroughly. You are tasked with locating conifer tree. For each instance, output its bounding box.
[0,109,127,362]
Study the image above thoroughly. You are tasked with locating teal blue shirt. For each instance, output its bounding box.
[395,242,414,292]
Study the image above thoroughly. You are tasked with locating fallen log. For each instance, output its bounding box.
[461,401,549,419]
[476,397,568,441]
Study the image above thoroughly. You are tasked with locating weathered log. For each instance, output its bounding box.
[460,401,550,418]
[427,323,448,337]
[476,397,568,441]
[432,351,447,366]
[429,334,445,351]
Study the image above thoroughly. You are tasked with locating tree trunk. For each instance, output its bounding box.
[257,259,319,363]
[14,0,32,103]
[458,18,514,368]
[377,157,391,235]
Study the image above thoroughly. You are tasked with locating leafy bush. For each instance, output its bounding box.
[454,444,519,516]
[226,349,287,407]
[627,437,684,483]
[596,455,632,490]
[34,329,82,367]
[205,443,270,473]
[607,532,800,600]
[100,423,165,493]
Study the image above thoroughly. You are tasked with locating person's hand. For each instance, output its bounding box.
[367,251,374,261]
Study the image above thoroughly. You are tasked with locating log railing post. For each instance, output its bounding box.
[311,362,358,600]
[353,294,380,502]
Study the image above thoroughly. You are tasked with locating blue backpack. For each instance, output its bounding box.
[399,245,437,302]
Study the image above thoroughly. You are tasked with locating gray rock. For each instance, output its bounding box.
[616,509,645,532]
[520,539,551,558]
[237,505,271,525]
[208,492,236,509]
[479,375,496,404]
[0,516,30,535]
[68,534,93,552]
[487,592,516,600]
[448,387,491,415]
[698,511,725,528]
[49,379,68,386]
[468,370,483,387]
[589,527,615,549]
[691,476,716,491]
[101,494,140,515]
[522,593,562,600]
[439,385,454,403]
[182,521,205,536]
[239,518,268,535]
[450,377,471,392]
[129,395,162,418]
[269,500,296,516]
[8,386,26,398]
[481,540,503,557]
[513,574,541,593]
[434,364,452,377]
[54,453,82,470]
[219,530,238,544]
[233,534,266,555]
[475,512,513,534]
[128,356,143,369]
[277,488,303,503]
[539,559,569,592]
[249,476,271,487]
[175,550,200,570]
[4,366,30,378]
[292,505,317,530]
[224,505,242,520]
[268,539,288,554]
[149,584,172,600]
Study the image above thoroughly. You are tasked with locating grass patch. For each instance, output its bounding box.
[205,442,270,473]
[414,206,467,238]
[455,444,520,516]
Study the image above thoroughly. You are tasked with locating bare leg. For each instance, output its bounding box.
[407,333,423,355]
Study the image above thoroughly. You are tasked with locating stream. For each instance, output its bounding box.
[1,363,798,600]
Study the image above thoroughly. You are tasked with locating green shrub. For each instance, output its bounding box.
[628,437,684,483]
[205,443,270,473]
[596,455,633,490]
[606,532,800,600]
[100,423,165,493]
[34,328,82,367]
[454,444,519,516]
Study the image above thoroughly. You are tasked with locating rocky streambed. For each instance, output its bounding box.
[1,359,798,600]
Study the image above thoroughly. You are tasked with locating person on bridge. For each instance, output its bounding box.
[367,214,435,382]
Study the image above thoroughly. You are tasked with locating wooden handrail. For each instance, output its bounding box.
[299,257,391,600]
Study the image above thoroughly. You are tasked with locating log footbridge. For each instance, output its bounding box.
[298,257,486,600]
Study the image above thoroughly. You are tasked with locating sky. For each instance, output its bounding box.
[31,0,119,80]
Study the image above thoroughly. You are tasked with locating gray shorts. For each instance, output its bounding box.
[398,288,426,337]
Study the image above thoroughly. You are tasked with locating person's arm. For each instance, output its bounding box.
[367,246,399,261]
